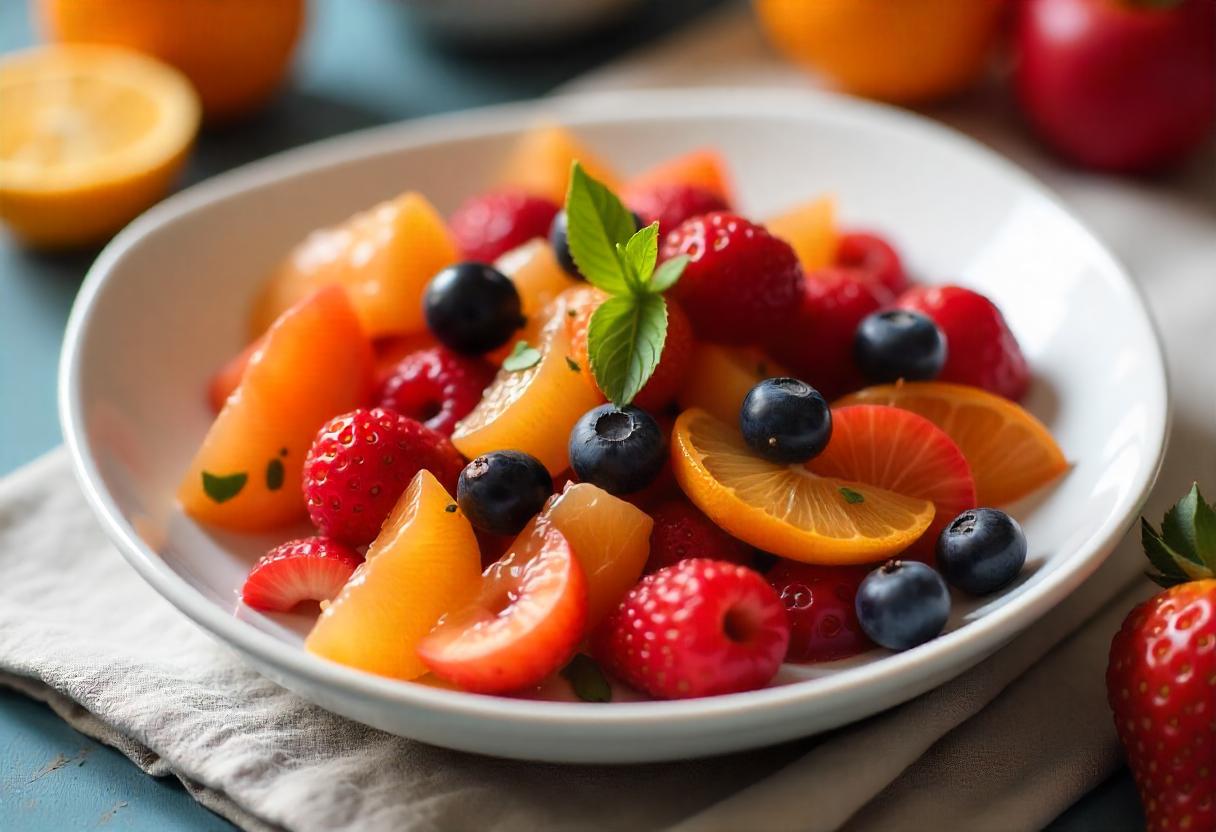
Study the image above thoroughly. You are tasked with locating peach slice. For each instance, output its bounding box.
[626,148,734,203]
[498,124,622,204]
[678,343,791,426]
[766,195,838,272]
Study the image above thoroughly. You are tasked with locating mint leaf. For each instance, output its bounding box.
[588,293,667,407]
[624,223,659,286]
[265,458,285,491]
[648,255,688,293]
[839,487,865,505]
[202,471,247,503]
[615,243,646,294]
[561,654,612,703]
[565,162,636,294]
[502,340,542,372]
[565,356,581,373]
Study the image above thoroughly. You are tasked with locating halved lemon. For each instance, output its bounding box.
[836,381,1068,506]
[671,408,935,564]
[0,45,200,248]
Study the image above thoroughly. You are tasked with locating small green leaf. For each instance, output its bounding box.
[1192,485,1216,566]
[624,223,659,288]
[265,458,285,491]
[502,340,542,372]
[565,162,636,294]
[561,654,612,703]
[615,242,647,294]
[202,471,247,504]
[565,356,581,373]
[839,487,865,505]
[647,254,688,294]
[1155,483,1216,576]
[588,293,667,407]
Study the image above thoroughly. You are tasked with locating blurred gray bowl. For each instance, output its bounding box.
[399,0,644,45]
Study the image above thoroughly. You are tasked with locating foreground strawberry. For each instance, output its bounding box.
[241,537,363,612]
[1107,485,1216,832]
[646,499,753,574]
[448,190,559,263]
[594,559,789,698]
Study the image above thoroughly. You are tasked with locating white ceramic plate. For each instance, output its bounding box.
[60,88,1168,763]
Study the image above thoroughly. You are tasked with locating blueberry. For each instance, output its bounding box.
[550,209,643,280]
[855,560,950,651]
[936,508,1027,595]
[740,377,832,463]
[853,310,947,383]
[568,404,665,495]
[457,451,552,536]
[424,262,523,355]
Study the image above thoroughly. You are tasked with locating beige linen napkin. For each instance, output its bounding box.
[3,9,1213,831]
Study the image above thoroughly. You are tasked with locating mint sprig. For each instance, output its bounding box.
[1141,483,1216,587]
[565,162,689,406]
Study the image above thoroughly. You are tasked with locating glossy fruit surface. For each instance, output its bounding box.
[0,45,199,248]
[303,407,464,547]
[647,498,754,574]
[671,408,935,564]
[569,405,667,496]
[624,183,730,239]
[253,191,457,338]
[765,195,838,272]
[855,560,951,650]
[1016,0,1215,172]
[836,382,1066,506]
[418,525,587,694]
[936,508,1026,595]
[241,536,363,613]
[179,287,372,531]
[594,559,789,699]
[498,124,621,203]
[449,190,559,263]
[678,344,789,426]
[424,262,524,355]
[375,347,495,438]
[494,239,580,341]
[305,470,481,680]
[836,231,908,297]
[625,148,734,202]
[853,309,947,383]
[810,404,976,560]
[457,450,553,536]
[740,378,833,464]
[766,561,872,662]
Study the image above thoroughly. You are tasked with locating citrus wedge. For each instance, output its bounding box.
[836,381,1068,506]
[0,45,199,248]
[671,409,935,565]
[678,343,790,426]
[766,195,838,271]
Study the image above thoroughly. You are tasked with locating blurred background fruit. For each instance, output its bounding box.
[1015,0,1215,172]
[754,0,1007,103]
[0,44,199,248]
[399,0,643,47]
[37,0,305,122]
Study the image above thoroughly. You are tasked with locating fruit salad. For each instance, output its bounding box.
[181,126,1068,702]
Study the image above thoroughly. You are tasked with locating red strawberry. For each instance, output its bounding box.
[303,407,464,546]
[836,231,909,297]
[646,498,753,573]
[896,285,1030,401]
[624,183,730,240]
[766,561,872,662]
[1107,485,1216,832]
[449,190,559,263]
[662,212,803,344]
[594,559,789,699]
[375,346,496,437]
[765,266,890,400]
[241,536,362,612]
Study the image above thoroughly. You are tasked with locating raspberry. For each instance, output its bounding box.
[646,499,753,573]
[896,285,1030,400]
[765,561,872,663]
[303,407,464,546]
[624,183,730,239]
[835,231,909,298]
[448,190,559,263]
[375,346,496,437]
[593,559,789,699]
[765,266,890,400]
[662,212,803,344]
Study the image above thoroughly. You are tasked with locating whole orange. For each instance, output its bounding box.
[37,0,305,122]
[754,0,1006,104]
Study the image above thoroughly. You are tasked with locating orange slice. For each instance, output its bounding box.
[836,381,1068,506]
[678,343,790,426]
[671,409,934,564]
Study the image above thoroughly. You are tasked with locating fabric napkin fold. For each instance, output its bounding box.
[4,9,1214,831]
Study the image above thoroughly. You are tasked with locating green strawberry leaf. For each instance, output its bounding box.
[565,162,635,295]
[1190,484,1216,566]
[588,293,667,407]
[202,471,247,504]
[1154,483,1216,577]
[1142,518,1190,587]
[561,654,612,703]
[648,255,688,294]
[502,340,542,372]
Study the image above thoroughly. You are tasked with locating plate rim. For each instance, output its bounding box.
[58,86,1171,733]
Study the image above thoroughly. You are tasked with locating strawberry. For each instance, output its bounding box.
[303,407,464,546]
[896,285,1031,401]
[765,266,890,400]
[448,190,559,263]
[766,561,873,662]
[661,212,803,344]
[836,231,909,298]
[241,536,362,612]
[1107,484,1216,832]
[624,183,730,240]
[646,498,754,573]
[593,558,789,699]
[375,346,496,437]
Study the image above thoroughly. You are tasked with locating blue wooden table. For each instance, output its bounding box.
[0,1,1143,828]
